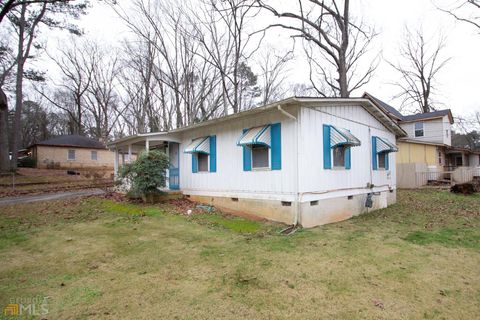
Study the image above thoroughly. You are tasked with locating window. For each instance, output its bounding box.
[68,149,75,160]
[332,146,346,167]
[455,156,463,166]
[446,129,449,138]
[438,151,442,165]
[414,122,424,137]
[378,153,387,169]
[372,136,397,170]
[197,153,209,172]
[251,145,269,169]
[91,151,98,161]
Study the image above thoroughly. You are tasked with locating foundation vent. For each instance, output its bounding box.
[231,197,239,202]
[310,200,319,206]
[185,195,191,198]
[348,195,353,200]
[281,201,292,207]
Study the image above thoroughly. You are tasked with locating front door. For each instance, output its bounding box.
[169,142,180,190]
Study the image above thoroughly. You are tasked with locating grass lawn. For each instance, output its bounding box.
[0,190,479,319]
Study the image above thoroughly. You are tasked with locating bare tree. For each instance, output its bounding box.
[113,0,226,129]
[119,39,159,134]
[188,0,263,114]
[389,28,451,113]
[37,38,95,135]
[255,0,378,97]
[258,48,293,105]
[5,1,87,169]
[437,0,480,31]
[84,44,123,142]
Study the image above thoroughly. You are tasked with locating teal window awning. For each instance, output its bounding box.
[330,126,361,148]
[375,137,398,153]
[237,125,271,147]
[184,136,210,154]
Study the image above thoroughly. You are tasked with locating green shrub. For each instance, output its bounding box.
[119,150,169,195]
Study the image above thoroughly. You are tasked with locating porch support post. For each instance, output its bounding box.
[114,148,119,178]
[145,139,150,154]
[128,144,132,163]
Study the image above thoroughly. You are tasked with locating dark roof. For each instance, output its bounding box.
[31,135,106,149]
[363,92,404,120]
[401,109,454,123]
[363,92,454,124]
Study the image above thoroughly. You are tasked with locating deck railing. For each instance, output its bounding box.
[415,166,480,187]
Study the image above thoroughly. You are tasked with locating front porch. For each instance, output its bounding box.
[108,133,182,191]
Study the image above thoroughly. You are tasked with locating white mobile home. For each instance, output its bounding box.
[109,97,406,228]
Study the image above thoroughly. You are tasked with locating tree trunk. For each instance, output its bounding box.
[10,4,27,170]
[338,55,349,98]
[0,87,9,172]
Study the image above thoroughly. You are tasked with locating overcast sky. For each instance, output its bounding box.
[52,0,480,119]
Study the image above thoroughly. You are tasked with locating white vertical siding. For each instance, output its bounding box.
[179,109,298,200]
[469,154,480,167]
[400,117,451,145]
[298,105,397,199]
[442,115,452,146]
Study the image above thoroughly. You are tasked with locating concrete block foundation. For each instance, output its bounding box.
[187,189,396,228]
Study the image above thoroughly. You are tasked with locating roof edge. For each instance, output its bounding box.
[108,97,407,147]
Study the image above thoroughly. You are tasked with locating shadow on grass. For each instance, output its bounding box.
[404,228,480,249]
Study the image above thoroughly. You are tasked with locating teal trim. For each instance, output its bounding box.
[168,142,180,190]
[323,125,332,169]
[372,136,378,170]
[271,123,281,170]
[242,129,252,171]
[192,153,198,173]
[345,147,351,170]
[209,135,216,172]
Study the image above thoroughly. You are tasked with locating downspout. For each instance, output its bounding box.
[277,105,299,226]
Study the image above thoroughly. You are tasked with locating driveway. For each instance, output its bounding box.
[0,189,105,206]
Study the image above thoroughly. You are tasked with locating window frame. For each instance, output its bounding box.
[91,150,98,161]
[331,145,347,169]
[414,122,424,137]
[67,149,76,161]
[377,152,387,170]
[196,152,209,173]
[251,144,271,170]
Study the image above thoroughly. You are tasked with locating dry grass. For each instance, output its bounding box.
[0,190,479,319]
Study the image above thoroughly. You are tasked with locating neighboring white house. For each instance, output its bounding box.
[365,93,480,187]
[108,97,406,228]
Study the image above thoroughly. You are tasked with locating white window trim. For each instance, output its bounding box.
[251,145,271,171]
[377,153,387,170]
[331,146,347,170]
[91,150,98,161]
[196,153,210,173]
[414,122,424,137]
[67,149,76,161]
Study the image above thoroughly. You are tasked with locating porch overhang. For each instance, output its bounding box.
[107,132,182,153]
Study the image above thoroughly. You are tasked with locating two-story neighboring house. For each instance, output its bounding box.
[396,110,453,169]
[364,93,479,187]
